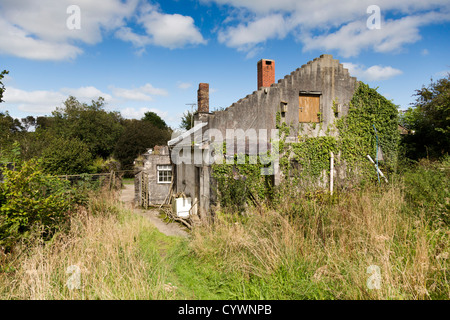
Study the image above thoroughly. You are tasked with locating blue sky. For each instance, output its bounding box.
[1,0,449,128]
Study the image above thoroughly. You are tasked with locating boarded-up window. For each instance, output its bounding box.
[299,95,320,123]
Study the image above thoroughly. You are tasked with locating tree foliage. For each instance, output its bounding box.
[40,136,93,175]
[0,111,23,148]
[114,119,171,170]
[180,110,194,131]
[142,111,168,130]
[0,159,73,250]
[0,70,8,103]
[51,96,124,158]
[401,75,450,160]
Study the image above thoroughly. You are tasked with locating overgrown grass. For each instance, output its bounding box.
[1,160,448,300]
[122,178,134,185]
[183,182,449,299]
[177,158,450,299]
[0,188,177,299]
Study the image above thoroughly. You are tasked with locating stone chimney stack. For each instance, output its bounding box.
[197,83,209,113]
[257,59,275,90]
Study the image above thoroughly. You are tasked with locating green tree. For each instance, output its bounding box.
[180,110,194,130]
[0,70,8,103]
[51,96,124,158]
[114,119,171,170]
[0,111,23,156]
[142,111,168,130]
[401,75,450,159]
[41,136,93,175]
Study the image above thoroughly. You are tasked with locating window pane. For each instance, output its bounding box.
[157,165,172,183]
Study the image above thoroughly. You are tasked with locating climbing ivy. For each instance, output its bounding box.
[289,136,338,178]
[279,82,400,184]
[212,82,400,211]
[211,153,273,213]
[336,82,400,176]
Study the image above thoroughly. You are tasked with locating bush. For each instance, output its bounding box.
[0,159,74,250]
[41,136,93,175]
[402,157,450,225]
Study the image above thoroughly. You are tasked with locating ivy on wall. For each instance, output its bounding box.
[212,81,400,210]
[211,153,273,213]
[336,82,400,175]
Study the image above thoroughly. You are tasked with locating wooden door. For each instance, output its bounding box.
[299,95,320,123]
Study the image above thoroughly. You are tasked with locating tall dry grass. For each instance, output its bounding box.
[189,182,450,299]
[0,189,172,300]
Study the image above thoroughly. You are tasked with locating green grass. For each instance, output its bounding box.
[133,157,449,300]
[122,178,134,185]
[1,158,449,300]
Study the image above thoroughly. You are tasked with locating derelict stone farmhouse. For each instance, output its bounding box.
[136,54,359,219]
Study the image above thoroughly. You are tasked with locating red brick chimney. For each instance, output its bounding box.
[197,83,209,113]
[257,59,275,90]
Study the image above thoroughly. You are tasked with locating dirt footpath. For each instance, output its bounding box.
[120,184,189,238]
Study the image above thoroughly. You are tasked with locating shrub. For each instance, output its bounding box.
[0,159,73,250]
[402,157,450,225]
[41,136,93,175]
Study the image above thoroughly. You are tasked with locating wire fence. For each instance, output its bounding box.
[55,170,136,190]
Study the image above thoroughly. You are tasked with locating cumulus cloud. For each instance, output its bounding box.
[61,86,113,101]
[301,12,449,57]
[177,82,193,90]
[3,86,113,114]
[218,14,288,48]
[343,62,403,81]
[120,107,167,120]
[206,0,450,57]
[0,0,205,60]
[0,0,139,60]
[116,3,206,51]
[109,84,168,101]
[3,87,66,113]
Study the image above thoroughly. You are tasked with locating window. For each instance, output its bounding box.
[280,101,288,120]
[157,165,172,183]
[299,94,320,123]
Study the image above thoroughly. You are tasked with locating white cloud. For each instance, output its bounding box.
[343,62,403,81]
[115,27,151,49]
[110,84,168,101]
[218,14,288,48]
[301,13,449,57]
[0,0,205,60]
[2,85,112,114]
[120,107,168,120]
[0,0,139,60]
[0,18,83,61]
[204,0,450,57]
[61,86,112,101]
[3,87,66,113]
[117,3,206,51]
[177,82,193,90]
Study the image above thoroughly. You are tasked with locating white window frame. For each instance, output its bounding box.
[157,165,172,184]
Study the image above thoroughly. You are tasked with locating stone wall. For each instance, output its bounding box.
[134,148,172,206]
[204,54,357,140]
